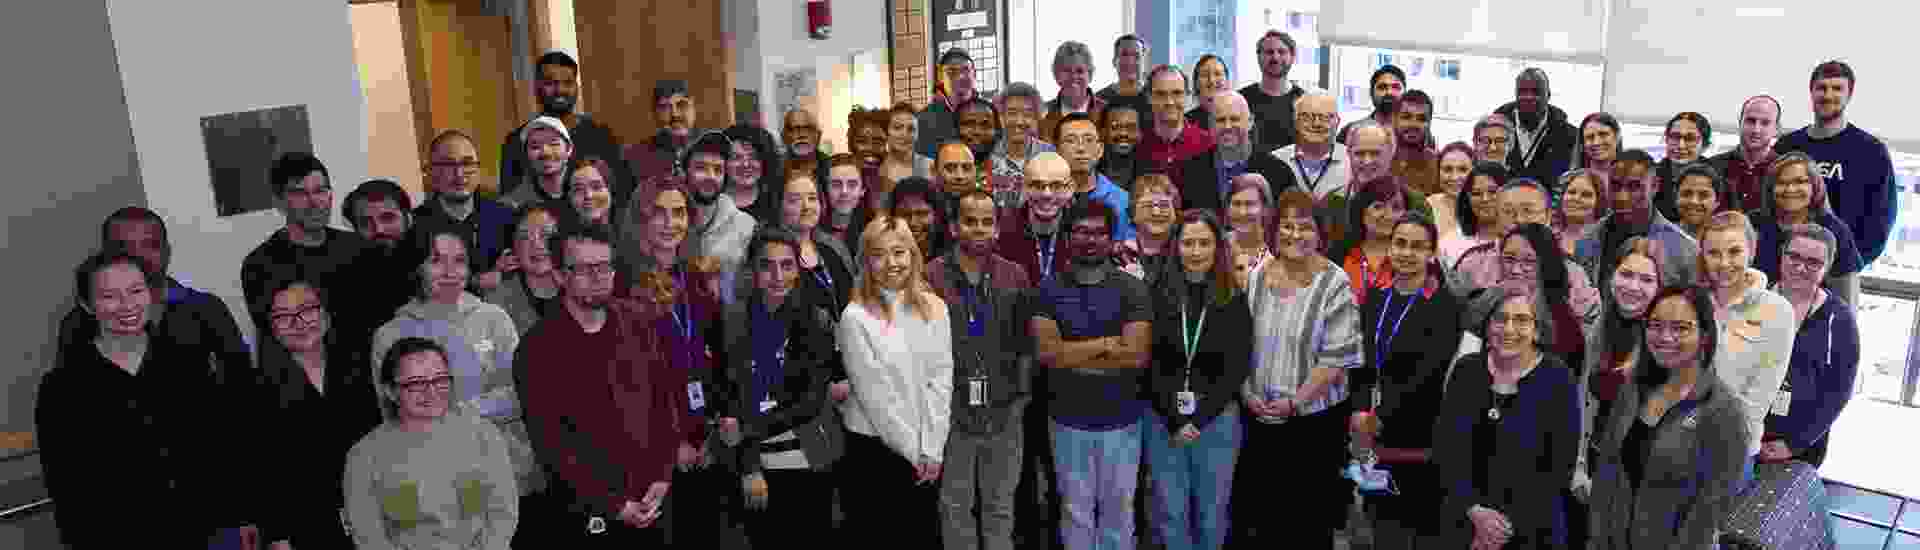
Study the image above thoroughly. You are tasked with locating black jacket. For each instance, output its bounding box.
[713,293,836,473]
[247,332,382,545]
[1432,353,1581,549]
[1493,102,1579,187]
[1148,281,1253,432]
[1349,286,1461,526]
[1178,146,1286,213]
[936,254,1028,434]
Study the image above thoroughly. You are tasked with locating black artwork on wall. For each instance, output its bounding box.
[201,104,313,217]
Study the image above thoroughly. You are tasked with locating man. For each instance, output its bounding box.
[1029,200,1153,550]
[1319,124,1396,210]
[1239,30,1317,152]
[415,129,515,293]
[1571,149,1699,286]
[1336,65,1430,148]
[1095,35,1153,120]
[926,190,1032,550]
[501,116,574,210]
[998,153,1076,284]
[1045,42,1106,117]
[1095,104,1145,193]
[684,131,759,301]
[1254,92,1347,201]
[955,99,1001,180]
[784,108,834,187]
[1762,224,1858,469]
[937,140,983,206]
[343,178,424,324]
[1773,60,1898,267]
[991,82,1058,208]
[1177,91,1258,212]
[1139,65,1215,189]
[1389,91,1441,195]
[1491,68,1577,184]
[1473,116,1513,165]
[1708,95,1783,212]
[631,80,711,187]
[517,225,688,547]
[1057,113,1135,241]
[502,50,631,208]
[240,153,378,333]
[917,48,980,158]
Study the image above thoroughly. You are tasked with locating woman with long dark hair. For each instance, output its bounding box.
[1441,161,1508,267]
[1555,168,1609,257]
[1574,112,1624,177]
[1577,237,1671,497]
[1430,142,1477,240]
[724,124,783,219]
[1327,178,1418,303]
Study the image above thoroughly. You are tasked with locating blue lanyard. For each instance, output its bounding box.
[1372,290,1418,372]
[1036,232,1059,282]
[963,284,987,338]
[809,264,835,295]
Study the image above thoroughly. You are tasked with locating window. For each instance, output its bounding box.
[1328,44,1602,142]
[1008,0,1127,93]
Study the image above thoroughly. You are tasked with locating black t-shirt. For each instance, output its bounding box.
[1239,83,1304,152]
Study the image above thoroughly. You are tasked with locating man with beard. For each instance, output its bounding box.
[1707,95,1783,213]
[991,82,1058,208]
[1255,92,1348,201]
[517,224,689,548]
[1179,91,1260,212]
[998,152,1076,284]
[632,80,715,186]
[783,108,834,187]
[1095,35,1153,121]
[1773,60,1898,266]
[1239,30,1318,152]
[502,50,633,209]
[1490,68,1577,185]
[917,48,980,158]
[937,140,982,209]
[1096,104,1145,193]
[1571,149,1699,286]
[241,153,379,334]
[344,179,426,322]
[1389,91,1442,196]
[1028,199,1153,550]
[501,116,574,210]
[954,98,1001,192]
[1059,113,1136,242]
[415,129,515,294]
[1140,65,1215,190]
[1336,65,1432,149]
[683,131,759,304]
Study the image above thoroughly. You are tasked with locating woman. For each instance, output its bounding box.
[1184,55,1229,129]
[725,124,783,219]
[1327,179,1413,303]
[1654,112,1713,218]
[1696,211,1796,463]
[838,216,953,546]
[488,203,564,334]
[1232,190,1361,549]
[1441,161,1509,266]
[370,228,534,502]
[1349,215,1462,550]
[566,157,616,230]
[345,337,519,549]
[776,166,857,312]
[1222,177,1275,268]
[714,227,839,547]
[1671,162,1728,239]
[1556,169,1609,257]
[1577,238,1670,498]
[1588,287,1751,550]
[1146,210,1253,550]
[1762,224,1859,468]
[849,108,892,170]
[255,278,384,550]
[1122,173,1184,288]
[881,103,935,184]
[1751,151,1864,295]
[1574,113,1623,177]
[1433,291,1581,549]
[889,176,951,259]
[1497,223,1601,341]
[1431,141,1476,239]
[38,251,253,548]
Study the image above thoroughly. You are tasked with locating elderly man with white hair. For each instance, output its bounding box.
[1252,93,1348,201]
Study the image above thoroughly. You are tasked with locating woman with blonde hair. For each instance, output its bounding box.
[837,216,954,546]
[1556,168,1609,257]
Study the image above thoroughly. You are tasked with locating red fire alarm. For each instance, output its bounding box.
[808,0,832,40]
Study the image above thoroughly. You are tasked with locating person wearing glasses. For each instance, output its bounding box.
[487,204,566,335]
[416,129,516,295]
[241,152,380,334]
[1653,112,1713,222]
[1058,113,1137,241]
[252,278,383,550]
[1432,290,1581,550]
[998,153,1078,283]
[1119,174,1184,288]
[1761,224,1859,469]
[345,337,520,550]
[1750,152,1864,304]
[1587,286,1750,550]
[1453,180,1600,323]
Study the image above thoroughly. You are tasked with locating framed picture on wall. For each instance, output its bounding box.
[200,104,313,217]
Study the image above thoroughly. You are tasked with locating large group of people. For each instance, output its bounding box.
[38,31,1889,550]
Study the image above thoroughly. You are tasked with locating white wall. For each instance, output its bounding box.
[751,0,890,153]
[109,0,369,346]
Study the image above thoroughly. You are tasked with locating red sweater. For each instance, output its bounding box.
[519,300,685,516]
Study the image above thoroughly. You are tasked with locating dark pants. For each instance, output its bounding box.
[666,466,729,549]
[744,468,836,546]
[841,431,941,548]
[1018,396,1063,550]
[1227,401,1351,550]
[513,490,570,550]
[270,509,355,550]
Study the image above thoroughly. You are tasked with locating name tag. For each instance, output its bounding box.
[968,377,987,406]
[1176,391,1198,415]
[760,398,779,413]
[687,382,706,412]
[474,339,494,354]
[1771,386,1792,417]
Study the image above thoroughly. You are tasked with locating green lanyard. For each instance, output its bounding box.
[1180,299,1209,391]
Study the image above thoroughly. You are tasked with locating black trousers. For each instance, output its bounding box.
[840,431,942,548]
[512,490,573,550]
[1227,401,1352,550]
[743,468,837,544]
[666,466,730,549]
[1016,397,1062,550]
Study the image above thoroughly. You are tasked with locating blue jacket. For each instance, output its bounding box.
[1775,124,1899,264]
[1763,293,1860,451]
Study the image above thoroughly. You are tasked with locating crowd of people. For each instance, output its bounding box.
[38,28,1893,550]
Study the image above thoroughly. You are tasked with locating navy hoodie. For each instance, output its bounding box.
[1763,293,1859,451]
[1774,124,1899,264]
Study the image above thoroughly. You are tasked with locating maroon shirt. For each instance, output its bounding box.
[1140,123,1216,187]
[995,206,1071,285]
[926,254,1034,303]
[1718,147,1777,213]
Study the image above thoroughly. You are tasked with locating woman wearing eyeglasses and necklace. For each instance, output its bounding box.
[346,337,519,549]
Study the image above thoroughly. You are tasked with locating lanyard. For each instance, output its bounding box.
[1036,232,1060,282]
[1180,298,1209,391]
[1515,115,1549,167]
[1295,156,1331,194]
[809,264,835,296]
[1371,290,1418,411]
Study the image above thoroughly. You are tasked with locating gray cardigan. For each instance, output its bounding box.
[1586,374,1750,550]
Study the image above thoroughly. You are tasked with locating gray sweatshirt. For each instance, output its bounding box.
[345,413,520,550]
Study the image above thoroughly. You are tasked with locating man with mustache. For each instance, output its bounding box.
[1059,112,1136,242]
[1140,65,1215,192]
[633,80,730,193]
[1389,91,1443,196]
[998,152,1076,284]
[1336,65,1432,149]
[1490,68,1577,185]
[1177,91,1260,212]
[1255,92,1348,201]
[501,50,634,212]
[1571,149,1699,287]
[1773,60,1898,268]
[916,48,980,158]
[1706,95,1783,213]
[415,129,515,294]
[1239,30,1319,152]
[1096,104,1145,193]
[783,108,833,187]
[991,82,1057,209]
[683,131,759,304]
[345,178,427,322]
[241,152,381,335]
[1095,35,1153,123]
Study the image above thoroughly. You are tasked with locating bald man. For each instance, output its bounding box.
[1252,93,1346,201]
[999,151,1076,283]
[1707,95,1784,212]
[1178,91,1261,212]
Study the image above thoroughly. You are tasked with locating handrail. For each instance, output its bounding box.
[0,497,50,521]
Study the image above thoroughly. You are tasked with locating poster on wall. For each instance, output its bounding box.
[929,0,1003,97]
[201,104,313,217]
[773,67,820,124]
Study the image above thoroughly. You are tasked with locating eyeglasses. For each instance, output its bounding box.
[515,226,557,243]
[396,375,452,395]
[1138,200,1175,212]
[1058,135,1102,147]
[270,304,323,331]
[1297,113,1335,124]
[1476,136,1510,146]
[285,185,333,202]
[1499,254,1539,275]
[565,261,616,279]
[1070,226,1111,238]
[1782,251,1828,273]
[431,160,482,171]
[1502,206,1547,220]
[1490,312,1537,328]
[1646,320,1698,338]
[1028,181,1074,194]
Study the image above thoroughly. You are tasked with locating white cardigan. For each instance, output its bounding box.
[838,294,954,464]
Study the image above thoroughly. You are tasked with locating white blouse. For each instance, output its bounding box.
[838,292,955,464]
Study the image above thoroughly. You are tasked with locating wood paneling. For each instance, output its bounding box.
[397,0,519,194]
[572,0,733,144]
[891,0,929,109]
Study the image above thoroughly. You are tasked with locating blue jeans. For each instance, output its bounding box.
[1052,417,1144,550]
[1145,409,1241,550]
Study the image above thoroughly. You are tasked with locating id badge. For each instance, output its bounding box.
[760,398,779,414]
[587,516,607,535]
[968,377,987,406]
[1770,387,1792,416]
[687,381,706,412]
[1176,391,1198,415]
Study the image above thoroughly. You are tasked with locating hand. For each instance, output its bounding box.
[1759,440,1795,463]
[634,481,671,527]
[1468,506,1513,547]
[270,541,293,550]
[495,252,521,274]
[1571,466,1593,502]
[917,461,944,484]
[829,381,852,402]
[742,472,770,510]
[676,441,701,469]
[1274,398,1297,418]
[1244,397,1275,418]
[719,417,742,447]
[473,270,503,292]
[237,525,258,550]
[1177,424,1202,444]
[618,500,649,528]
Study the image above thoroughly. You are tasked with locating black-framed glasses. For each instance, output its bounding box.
[565,261,616,279]
[1499,254,1539,275]
[396,375,452,395]
[1646,320,1698,338]
[431,160,482,171]
[1782,251,1827,273]
[270,304,324,330]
